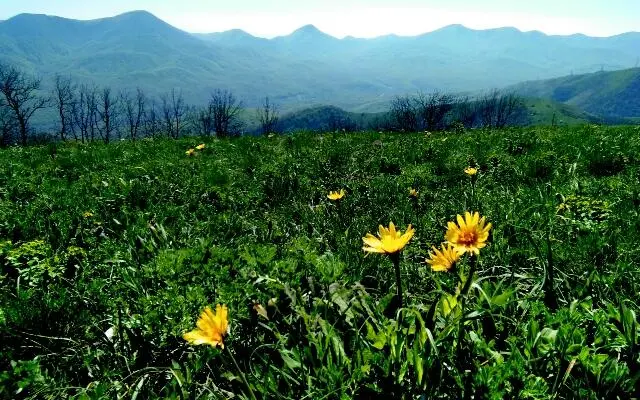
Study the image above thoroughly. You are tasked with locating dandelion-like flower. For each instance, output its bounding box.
[183,305,229,349]
[464,167,478,176]
[327,189,346,200]
[408,188,418,198]
[445,212,492,255]
[186,148,196,156]
[82,211,94,218]
[427,243,463,272]
[362,222,414,255]
[196,143,206,150]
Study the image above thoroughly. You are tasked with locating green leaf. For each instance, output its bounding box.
[279,349,302,371]
[413,342,424,385]
[366,322,387,350]
[491,290,513,307]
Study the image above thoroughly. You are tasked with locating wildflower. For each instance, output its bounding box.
[427,243,463,272]
[196,143,206,150]
[445,212,492,255]
[186,148,196,156]
[327,189,346,200]
[362,222,414,255]
[408,188,418,198]
[464,167,478,176]
[82,211,94,218]
[183,304,229,349]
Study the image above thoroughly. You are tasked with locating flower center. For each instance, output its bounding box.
[458,230,477,246]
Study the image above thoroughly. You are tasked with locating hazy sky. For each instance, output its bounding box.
[1,0,639,38]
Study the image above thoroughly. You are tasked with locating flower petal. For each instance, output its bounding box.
[457,214,466,229]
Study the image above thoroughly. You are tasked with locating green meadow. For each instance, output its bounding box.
[1,125,639,399]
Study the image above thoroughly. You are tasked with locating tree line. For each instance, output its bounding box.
[0,63,280,146]
[386,90,527,132]
[0,62,527,146]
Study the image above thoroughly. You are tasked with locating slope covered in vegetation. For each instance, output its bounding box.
[1,126,639,398]
[515,68,640,119]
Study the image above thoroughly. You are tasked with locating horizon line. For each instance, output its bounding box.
[2,10,639,40]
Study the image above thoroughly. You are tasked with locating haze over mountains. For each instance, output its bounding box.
[0,10,639,113]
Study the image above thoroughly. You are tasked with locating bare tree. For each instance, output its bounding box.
[72,83,99,143]
[210,89,244,137]
[389,95,418,132]
[0,64,48,145]
[414,91,454,131]
[53,74,75,141]
[161,89,186,138]
[478,89,500,128]
[257,96,279,135]
[0,102,17,146]
[120,88,146,141]
[170,89,186,138]
[142,99,162,138]
[475,89,526,128]
[453,96,477,128]
[495,91,525,128]
[161,93,172,138]
[195,103,214,136]
[97,87,117,144]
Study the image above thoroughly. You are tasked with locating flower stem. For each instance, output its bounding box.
[460,255,478,299]
[227,346,257,400]
[391,252,403,309]
[456,255,479,366]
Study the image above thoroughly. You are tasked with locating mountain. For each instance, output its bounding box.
[513,68,640,119]
[0,11,639,112]
[193,29,267,47]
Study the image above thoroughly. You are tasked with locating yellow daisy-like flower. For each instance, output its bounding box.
[408,188,418,198]
[186,148,196,156]
[426,243,463,272]
[445,212,492,255]
[327,189,346,200]
[464,167,478,176]
[196,143,206,150]
[82,211,93,218]
[183,305,229,349]
[362,222,415,254]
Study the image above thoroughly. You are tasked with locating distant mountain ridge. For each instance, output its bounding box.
[0,10,639,112]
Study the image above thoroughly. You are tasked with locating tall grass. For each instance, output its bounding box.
[1,125,639,399]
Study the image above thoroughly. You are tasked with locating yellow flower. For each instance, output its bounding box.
[426,243,463,272]
[464,167,478,176]
[186,148,196,156]
[196,143,206,150]
[183,305,229,349]
[82,211,93,218]
[327,189,346,200]
[408,188,418,198]
[445,212,492,255]
[362,222,415,254]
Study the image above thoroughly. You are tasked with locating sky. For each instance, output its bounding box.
[0,0,639,38]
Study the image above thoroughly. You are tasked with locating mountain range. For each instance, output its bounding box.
[0,10,639,114]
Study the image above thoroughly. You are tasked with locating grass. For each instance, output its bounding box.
[1,125,640,399]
